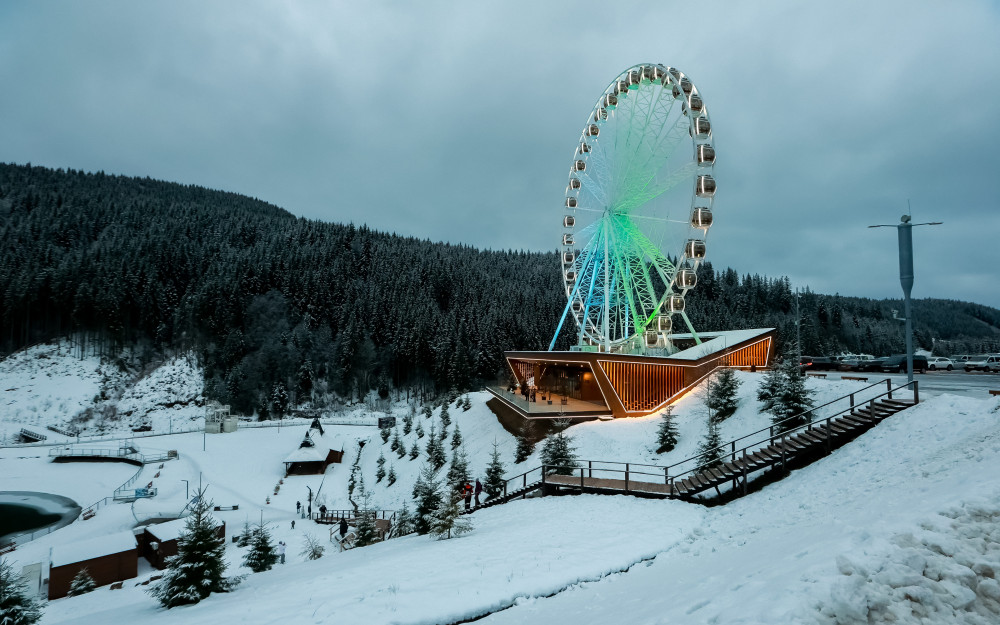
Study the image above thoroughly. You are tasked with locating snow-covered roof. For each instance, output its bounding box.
[669,328,774,361]
[51,531,136,567]
[145,516,222,543]
[284,445,329,463]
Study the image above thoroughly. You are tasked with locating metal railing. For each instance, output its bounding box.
[489,378,918,504]
[48,446,175,464]
[486,385,608,415]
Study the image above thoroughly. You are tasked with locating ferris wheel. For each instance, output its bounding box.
[549,64,716,355]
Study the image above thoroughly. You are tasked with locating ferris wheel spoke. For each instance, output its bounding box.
[615,85,666,200]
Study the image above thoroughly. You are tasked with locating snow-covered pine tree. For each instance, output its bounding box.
[354,486,379,547]
[68,568,96,596]
[540,432,578,476]
[0,557,42,625]
[425,423,446,470]
[380,426,391,444]
[415,420,425,439]
[438,418,449,442]
[655,406,679,454]
[409,441,420,460]
[387,464,397,486]
[411,464,442,535]
[242,521,279,573]
[149,490,239,608]
[236,521,253,547]
[402,414,413,435]
[450,423,462,449]
[706,367,742,423]
[395,437,406,459]
[376,452,386,483]
[422,405,432,420]
[390,430,402,453]
[300,534,325,560]
[514,421,535,464]
[757,357,786,414]
[696,420,724,472]
[427,492,472,540]
[462,395,472,411]
[772,356,815,433]
[439,403,451,428]
[483,440,506,499]
[446,447,471,493]
[392,501,415,537]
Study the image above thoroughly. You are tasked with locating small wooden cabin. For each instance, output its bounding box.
[49,531,137,599]
[138,517,225,570]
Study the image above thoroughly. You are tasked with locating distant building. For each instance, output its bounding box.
[282,419,343,475]
[205,401,238,434]
[49,531,137,599]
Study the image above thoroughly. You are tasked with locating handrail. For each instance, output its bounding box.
[491,378,918,502]
[663,379,919,488]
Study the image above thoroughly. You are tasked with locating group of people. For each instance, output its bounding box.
[459,479,483,511]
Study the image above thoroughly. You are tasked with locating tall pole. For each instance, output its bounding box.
[795,288,801,362]
[869,210,941,385]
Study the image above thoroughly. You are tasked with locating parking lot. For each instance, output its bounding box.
[814,370,1000,400]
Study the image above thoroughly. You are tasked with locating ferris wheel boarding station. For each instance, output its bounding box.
[488,64,775,421]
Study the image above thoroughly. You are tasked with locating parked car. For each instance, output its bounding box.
[965,355,1000,372]
[856,357,888,372]
[840,354,876,371]
[799,356,838,371]
[927,357,955,371]
[881,354,928,374]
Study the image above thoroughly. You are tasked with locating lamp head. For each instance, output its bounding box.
[900,214,911,223]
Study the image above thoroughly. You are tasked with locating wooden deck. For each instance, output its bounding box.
[485,387,611,418]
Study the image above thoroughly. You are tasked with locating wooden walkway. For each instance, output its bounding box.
[478,389,917,509]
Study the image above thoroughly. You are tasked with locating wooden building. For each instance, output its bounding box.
[282,420,344,475]
[49,531,137,599]
[490,328,775,421]
[137,517,225,570]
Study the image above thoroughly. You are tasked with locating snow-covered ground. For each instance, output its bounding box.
[3,341,1000,624]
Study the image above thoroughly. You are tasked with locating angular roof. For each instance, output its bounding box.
[51,531,136,567]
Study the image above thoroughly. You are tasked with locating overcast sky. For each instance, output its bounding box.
[2,1,998,308]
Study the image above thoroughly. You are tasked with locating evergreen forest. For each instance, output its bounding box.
[2,163,999,415]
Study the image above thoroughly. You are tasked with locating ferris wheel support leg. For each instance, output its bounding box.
[548,300,574,352]
[679,311,702,345]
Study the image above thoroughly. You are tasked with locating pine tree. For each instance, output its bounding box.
[450,423,463,449]
[411,464,442,535]
[514,420,535,464]
[426,423,446,470]
[422,405,432,420]
[380,427,391,444]
[0,557,42,625]
[540,432,578,476]
[696,420,724,472]
[387,464,397,486]
[438,418,449,441]
[376,452,386,483]
[68,568,96,596]
[655,406,679,454]
[409,441,420,460]
[483,441,506,499]
[392,502,415,537]
[415,420,425,439]
[446,447,471,493]
[390,429,402,453]
[427,492,472,540]
[236,521,253,547]
[242,522,279,573]
[149,490,239,608]
[706,367,742,423]
[300,534,325,560]
[354,486,379,547]
[402,414,413,435]
[757,359,786,414]
[439,403,450,428]
[462,395,472,411]
[772,357,815,433]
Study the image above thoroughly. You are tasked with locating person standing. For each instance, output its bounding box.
[278,541,286,564]
[474,479,483,507]
[339,516,348,538]
[463,482,473,511]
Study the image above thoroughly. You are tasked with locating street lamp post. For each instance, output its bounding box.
[869,211,942,384]
[181,479,189,500]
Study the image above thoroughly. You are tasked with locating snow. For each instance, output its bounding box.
[669,328,774,360]
[3,341,1000,624]
[145,517,221,544]
[51,531,137,567]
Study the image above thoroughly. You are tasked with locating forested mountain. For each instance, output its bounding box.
[2,163,998,414]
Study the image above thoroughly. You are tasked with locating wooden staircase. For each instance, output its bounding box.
[476,379,919,509]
